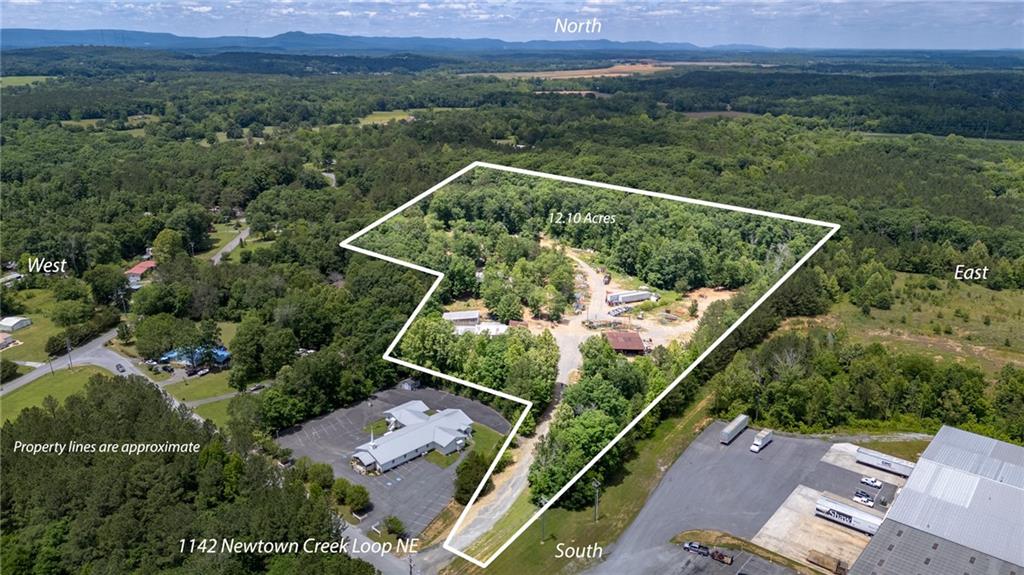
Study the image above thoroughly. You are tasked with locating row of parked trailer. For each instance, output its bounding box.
[719,414,775,453]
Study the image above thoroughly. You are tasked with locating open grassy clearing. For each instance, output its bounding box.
[231,236,276,259]
[165,370,234,402]
[194,397,233,428]
[0,75,53,87]
[358,107,470,126]
[2,366,112,422]
[197,221,242,259]
[470,423,504,458]
[447,388,714,574]
[217,321,240,347]
[855,439,932,462]
[829,272,1024,373]
[0,289,63,363]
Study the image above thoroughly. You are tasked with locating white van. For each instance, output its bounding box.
[750,429,773,453]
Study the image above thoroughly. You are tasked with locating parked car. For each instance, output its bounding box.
[853,493,875,507]
[861,476,883,489]
[249,384,266,392]
[162,365,174,373]
[185,368,198,377]
[682,542,710,557]
[196,368,210,377]
[115,364,126,373]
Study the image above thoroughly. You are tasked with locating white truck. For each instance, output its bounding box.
[750,429,773,453]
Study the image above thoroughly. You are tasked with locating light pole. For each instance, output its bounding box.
[539,496,549,543]
[592,479,601,523]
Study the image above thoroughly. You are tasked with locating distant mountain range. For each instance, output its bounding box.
[1,28,774,54]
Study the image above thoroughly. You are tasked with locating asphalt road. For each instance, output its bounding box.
[587,421,890,575]
[0,329,145,396]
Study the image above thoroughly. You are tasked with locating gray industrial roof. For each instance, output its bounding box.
[384,400,430,426]
[853,426,1024,573]
[851,519,1021,575]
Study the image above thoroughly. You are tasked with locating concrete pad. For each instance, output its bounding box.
[752,485,872,570]
[820,443,907,488]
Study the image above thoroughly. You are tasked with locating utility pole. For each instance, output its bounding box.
[65,335,73,368]
[539,496,549,543]
[592,479,601,523]
[47,356,55,375]
[408,555,413,575]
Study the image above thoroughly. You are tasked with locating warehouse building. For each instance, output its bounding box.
[0,316,32,333]
[351,401,474,474]
[850,426,1024,575]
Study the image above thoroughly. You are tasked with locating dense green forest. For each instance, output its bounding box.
[2,46,1024,570]
[0,375,375,575]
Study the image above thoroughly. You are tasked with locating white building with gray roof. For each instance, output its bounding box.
[351,401,473,474]
[851,425,1024,575]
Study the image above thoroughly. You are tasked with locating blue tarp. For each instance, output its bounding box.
[159,346,230,366]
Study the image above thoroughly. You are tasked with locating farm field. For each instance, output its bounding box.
[0,75,52,86]
[0,289,63,363]
[358,107,470,125]
[2,366,112,422]
[826,272,1024,374]
[464,63,673,79]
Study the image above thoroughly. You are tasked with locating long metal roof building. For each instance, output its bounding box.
[851,426,1024,575]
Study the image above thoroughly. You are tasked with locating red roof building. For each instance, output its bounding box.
[604,331,646,355]
[125,260,157,276]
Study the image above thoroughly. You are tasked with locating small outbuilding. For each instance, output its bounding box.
[0,316,32,333]
[442,310,481,326]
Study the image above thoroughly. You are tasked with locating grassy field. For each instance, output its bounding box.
[465,63,673,79]
[2,366,112,422]
[197,222,242,259]
[0,75,52,87]
[823,272,1024,374]
[230,236,276,260]
[165,370,234,402]
[447,389,714,574]
[0,289,63,363]
[358,107,468,126]
[194,397,233,428]
[471,423,504,458]
[856,439,932,462]
[363,418,389,435]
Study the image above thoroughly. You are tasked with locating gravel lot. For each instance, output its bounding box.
[277,387,509,535]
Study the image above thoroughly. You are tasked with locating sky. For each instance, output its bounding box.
[1,1,1022,50]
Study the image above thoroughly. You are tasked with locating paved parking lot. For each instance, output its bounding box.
[277,387,509,535]
[589,421,901,575]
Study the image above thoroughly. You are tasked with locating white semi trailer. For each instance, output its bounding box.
[750,429,773,453]
[720,414,750,445]
[855,447,915,477]
[815,494,883,536]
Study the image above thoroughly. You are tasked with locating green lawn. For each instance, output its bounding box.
[231,236,275,260]
[470,423,504,458]
[165,370,234,402]
[0,75,52,87]
[60,118,103,128]
[2,366,112,422]
[358,107,468,126]
[0,289,64,363]
[194,397,233,428]
[453,389,713,572]
[363,418,389,435]
[426,450,461,468]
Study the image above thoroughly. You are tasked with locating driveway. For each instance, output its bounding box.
[277,388,509,536]
[211,227,250,265]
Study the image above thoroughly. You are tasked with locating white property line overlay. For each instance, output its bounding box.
[340,161,839,569]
